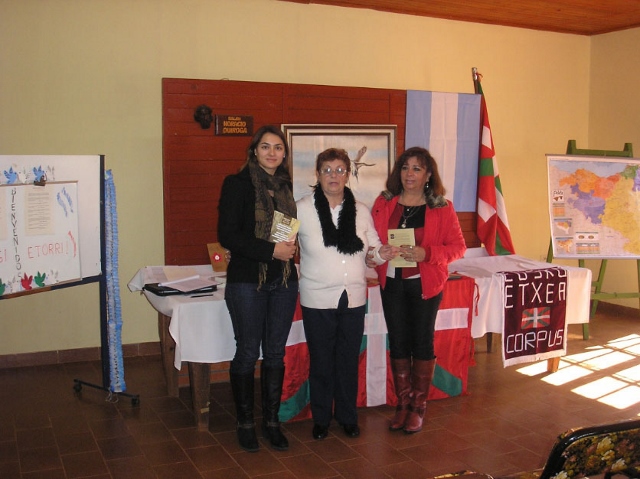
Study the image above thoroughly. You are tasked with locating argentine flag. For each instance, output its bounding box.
[405,91,481,213]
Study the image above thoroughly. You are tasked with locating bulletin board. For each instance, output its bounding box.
[0,155,103,297]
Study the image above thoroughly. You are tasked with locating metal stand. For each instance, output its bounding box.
[71,157,139,406]
[73,378,140,406]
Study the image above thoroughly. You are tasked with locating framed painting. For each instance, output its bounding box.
[282,124,396,208]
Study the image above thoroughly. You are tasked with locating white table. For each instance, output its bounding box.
[130,256,592,368]
[128,265,390,370]
[448,249,592,366]
[128,265,476,429]
[448,249,591,336]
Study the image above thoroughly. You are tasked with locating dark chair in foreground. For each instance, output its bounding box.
[429,418,640,479]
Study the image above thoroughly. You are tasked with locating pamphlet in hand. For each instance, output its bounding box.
[270,210,300,243]
[388,228,416,268]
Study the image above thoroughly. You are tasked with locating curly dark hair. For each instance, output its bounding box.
[385,146,445,197]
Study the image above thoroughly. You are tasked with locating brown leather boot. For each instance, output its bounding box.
[403,358,436,434]
[389,358,412,431]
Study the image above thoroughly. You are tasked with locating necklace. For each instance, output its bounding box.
[401,205,421,228]
[399,192,426,228]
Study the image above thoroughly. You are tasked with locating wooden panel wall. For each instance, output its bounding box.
[162,78,479,266]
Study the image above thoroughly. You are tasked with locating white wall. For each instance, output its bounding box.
[587,28,640,309]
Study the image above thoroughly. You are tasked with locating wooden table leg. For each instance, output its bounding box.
[158,313,179,397]
[188,362,211,431]
[547,357,560,373]
[486,332,493,353]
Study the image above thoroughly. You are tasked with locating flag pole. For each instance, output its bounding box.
[471,67,517,256]
[472,67,480,94]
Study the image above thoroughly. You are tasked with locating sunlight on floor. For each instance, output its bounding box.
[608,334,640,349]
[581,350,637,370]
[541,364,592,385]
[572,376,627,399]
[615,364,640,382]
[598,385,640,409]
[516,334,640,410]
[563,347,611,363]
[516,361,549,377]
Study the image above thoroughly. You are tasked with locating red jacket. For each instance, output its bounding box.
[372,194,466,299]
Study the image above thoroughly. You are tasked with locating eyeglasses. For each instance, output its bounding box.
[320,166,348,176]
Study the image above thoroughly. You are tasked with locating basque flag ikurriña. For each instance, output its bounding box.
[474,73,516,255]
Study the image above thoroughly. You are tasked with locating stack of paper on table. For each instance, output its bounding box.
[144,266,218,294]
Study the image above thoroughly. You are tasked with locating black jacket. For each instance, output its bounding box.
[217,167,298,285]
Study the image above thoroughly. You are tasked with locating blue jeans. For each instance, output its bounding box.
[381,277,442,361]
[225,280,299,375]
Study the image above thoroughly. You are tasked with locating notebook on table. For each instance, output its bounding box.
[143,282,217,296]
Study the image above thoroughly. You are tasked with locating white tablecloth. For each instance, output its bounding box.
[448,249,592,339]
[129,265,238,368]
[129,253,591,371]
[128,265,468,371]
[128,265,305,369]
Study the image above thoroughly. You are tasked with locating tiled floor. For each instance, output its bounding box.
[1,305,639,479]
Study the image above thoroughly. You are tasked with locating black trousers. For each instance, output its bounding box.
[301,290,366,426]
[381,276,442,361]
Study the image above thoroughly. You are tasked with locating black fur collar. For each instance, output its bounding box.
[313,186,364,255]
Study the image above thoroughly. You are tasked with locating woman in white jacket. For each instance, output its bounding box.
[296,148,394,440]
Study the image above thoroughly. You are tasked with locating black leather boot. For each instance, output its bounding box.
[230,371,259,452]
[261,364,289,451]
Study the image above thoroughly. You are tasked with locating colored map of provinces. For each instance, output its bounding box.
[550,161,640,256]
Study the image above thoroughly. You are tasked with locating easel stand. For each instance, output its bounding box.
[577,257,640,317]
[547,141,640,339]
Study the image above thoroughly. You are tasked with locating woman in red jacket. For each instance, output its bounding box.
[371,146,466,434]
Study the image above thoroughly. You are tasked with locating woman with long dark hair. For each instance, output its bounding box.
[371,147,466,434]
[218,125,298,452]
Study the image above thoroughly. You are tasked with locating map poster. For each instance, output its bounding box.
[547,155,640,259]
